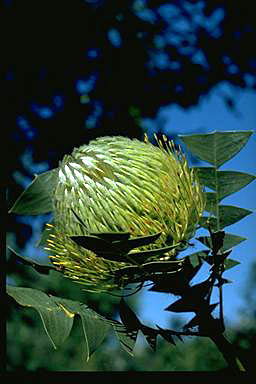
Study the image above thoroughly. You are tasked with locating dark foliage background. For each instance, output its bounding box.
[5,0,256,371]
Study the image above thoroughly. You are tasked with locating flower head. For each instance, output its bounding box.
[46,135,205,293]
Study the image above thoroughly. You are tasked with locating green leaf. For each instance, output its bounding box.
[126,243,182,264]
[9,169,59,215]
[116,232,162,252]
[186,250,209,268]
[223,258,240,270]
[90,232,131,242]
[204,192,218,215]
[119,298,141,330]
[8,247,55,275]
[52,297,111,361]
[7,285,111,361]
[112,321,138,356]
[36,220,55,248]
[195,167,256,201]
[70,235,122,255]
[165,298,199,313]
[180,130,253,168]
[197,232,246,251]
[200,206,253,230]
[7,285,74,349]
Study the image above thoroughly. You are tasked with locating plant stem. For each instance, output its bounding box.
[196,307,246,372]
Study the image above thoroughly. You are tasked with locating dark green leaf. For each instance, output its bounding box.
[186,250,209,268]
[188,279,212,299]
[7,286,111,361]
[165,298,200,313]
[56,299,111,361]
[195,168,256,202]
[216,171,255,201]
[183,303,218,330]
[139,260,183,274]
[200,206,253,230]
[36,220,55,248]
[197,232,246,251]
[155,325,176,345]
[125,243,182,264]
[7,285,74,349]
[119,298,141,330]
[204,192,219,215]
[70,235,121,255]
[115,232,162,252]
[90,232,131,242]
[8,247,55,275]
[140,325,158,351]
[9,169,59,215]
[180,130,253,168]
[223,258,240,270]
[112,320,138,356]
[183,315,200,330]
[210,230,226,254]
[215,278,233,287]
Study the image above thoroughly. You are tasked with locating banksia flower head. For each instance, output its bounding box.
[46,135,205,293]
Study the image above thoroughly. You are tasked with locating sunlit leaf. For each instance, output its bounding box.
[180,130,253,168]
[9,169,58,215]
[200,206,253,230]
[195,167,256,201]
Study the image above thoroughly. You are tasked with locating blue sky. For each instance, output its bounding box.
[135,82,256,329]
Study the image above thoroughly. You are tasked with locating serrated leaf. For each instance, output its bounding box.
[8,247,55,275]
[180,130,253,168]
[112,321,138,356]
[7,286,111,361]
[148,255,203,294]
[155,325,176,345]
[9,169,58,215]
[195,168,256,202]
[183,315,200,330]
[119,298,141,330]
[200,206,253,230]
[197,232,246,252]
[165,298,200,313]
[140,325,158,351]
[183,303,218,330]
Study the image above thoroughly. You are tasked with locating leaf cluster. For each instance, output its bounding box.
[7,130,255,363]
